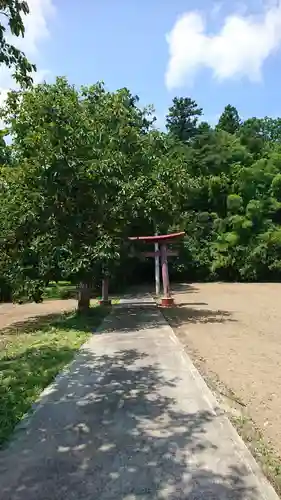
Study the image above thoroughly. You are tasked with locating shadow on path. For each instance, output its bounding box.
[0,343,257,499]
[103,304,236,335]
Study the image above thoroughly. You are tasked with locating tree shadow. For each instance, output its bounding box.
[0,347,259,499]
[0,306,110,338]
[0,307,110,445]
[0,344,77,446]
[99,306,169,334]
[171,283,199,294]
[162,305,236,327]
[0,313,67,337]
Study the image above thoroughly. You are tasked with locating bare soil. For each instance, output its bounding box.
[0,300,77,343]
[165,283,281,457]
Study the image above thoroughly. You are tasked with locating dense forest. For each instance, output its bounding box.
[2,75,281,305]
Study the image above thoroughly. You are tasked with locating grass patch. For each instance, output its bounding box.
[0,305,110,447]
[231,414,281,497]
[43,281,77,300]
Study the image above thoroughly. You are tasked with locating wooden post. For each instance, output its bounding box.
[160,244,174,307]
[77,282,91,313]
[99,277,111,306]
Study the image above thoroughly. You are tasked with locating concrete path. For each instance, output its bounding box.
[0,296,279,499]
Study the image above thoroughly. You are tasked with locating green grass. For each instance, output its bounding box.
[0,305,110,447]
[43,281,77,300]
[231,414,281,497]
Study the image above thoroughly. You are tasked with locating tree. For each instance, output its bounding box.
[238,117,266,157]
[257,117,281,144]
[190,128,250,178]
[1,78,187,309]
[217,105,241,135]
[166,97,202,143]
[196,121,212,134]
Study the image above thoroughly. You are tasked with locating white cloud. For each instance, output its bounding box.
[165,2,281,89]
[0,0,55,106]
[14,0,55,56]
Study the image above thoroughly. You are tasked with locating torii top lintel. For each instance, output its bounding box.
[128,232,185,244]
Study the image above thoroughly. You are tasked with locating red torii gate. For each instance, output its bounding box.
[128,232,185,307]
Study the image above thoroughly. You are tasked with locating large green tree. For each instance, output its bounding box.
[1,78,187,308]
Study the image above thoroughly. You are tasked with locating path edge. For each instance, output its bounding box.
[1,306,115,449]
[155,295,280,500]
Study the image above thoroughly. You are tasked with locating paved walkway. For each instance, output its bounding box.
[0,297,279,499]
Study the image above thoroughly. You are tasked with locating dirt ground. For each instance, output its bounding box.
[165,283,281,457]
[0,299,77,335]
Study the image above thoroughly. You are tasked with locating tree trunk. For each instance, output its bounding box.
[77,282,91,313]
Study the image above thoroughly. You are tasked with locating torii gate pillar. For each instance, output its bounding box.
[160,243,172,306]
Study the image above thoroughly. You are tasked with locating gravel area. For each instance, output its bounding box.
[166,283,281,457]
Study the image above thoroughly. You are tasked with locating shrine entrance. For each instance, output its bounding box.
[128,232,185,307]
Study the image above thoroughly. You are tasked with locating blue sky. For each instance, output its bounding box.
[2,0,281,128]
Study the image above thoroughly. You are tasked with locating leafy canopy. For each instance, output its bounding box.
[1,78,187,299]
[0,0,36,86]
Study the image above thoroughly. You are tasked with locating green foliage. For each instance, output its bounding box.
[237,117,281,156]
[227,194,243,214]
[0,129,11,166]
[0,0,36,86]
[0,78,189,301]
[271,174,281,201]
[166,96,202,143]
[2,82,281,296]
[165,97,281,283]
[217,105,241,134]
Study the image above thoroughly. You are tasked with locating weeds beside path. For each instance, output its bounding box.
[0,305,110,447]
